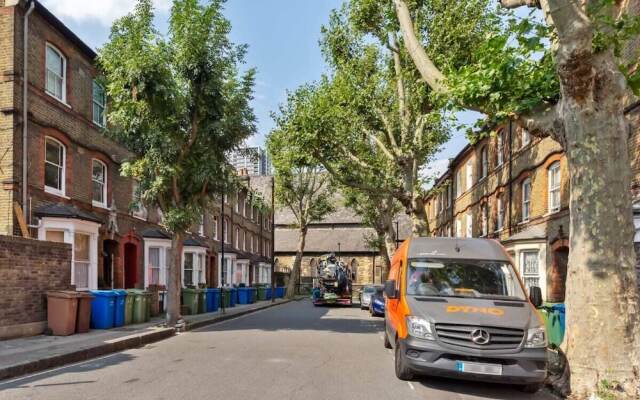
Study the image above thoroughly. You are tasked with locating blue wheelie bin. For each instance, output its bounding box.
[89,290,116,329]
[265,286,272,300]
[112,289,127,327]
[209,288,220,312]
[248,287,256,304]
[552,303,566,343]
[237,287,249,304]
[229,288,237,307]
[276,287,284,298]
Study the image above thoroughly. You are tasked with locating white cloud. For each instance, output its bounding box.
[41,0,171,26]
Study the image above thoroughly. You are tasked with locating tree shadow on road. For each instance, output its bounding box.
[195,300,386,335]
[414,376,558,400]
[0,353,136,391]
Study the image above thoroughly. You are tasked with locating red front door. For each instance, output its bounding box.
[124,243,138,288]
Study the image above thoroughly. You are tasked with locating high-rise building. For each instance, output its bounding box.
[230,147,271,176]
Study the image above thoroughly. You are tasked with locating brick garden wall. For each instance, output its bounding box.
[0,235,72,339]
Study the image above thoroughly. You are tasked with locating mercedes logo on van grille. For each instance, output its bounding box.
[470,329,490,345]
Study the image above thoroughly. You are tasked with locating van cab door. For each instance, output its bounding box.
[385,256,403,340]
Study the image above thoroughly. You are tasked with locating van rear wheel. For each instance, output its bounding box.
[394,341,414,380]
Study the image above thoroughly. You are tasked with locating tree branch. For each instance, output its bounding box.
[499,0,541,9]
[375,108,400,151]
[516,103,565,146]
[393,0,448,94]
[369,132,397,161]
[391,34,410,143]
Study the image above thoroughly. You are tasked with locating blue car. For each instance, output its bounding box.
[369,287,385,317]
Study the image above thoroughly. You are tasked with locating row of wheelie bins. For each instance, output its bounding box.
[89,289,153,329]
[180,285,288,315]
[539,303,566,347]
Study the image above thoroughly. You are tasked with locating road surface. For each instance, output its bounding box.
[0,300,557,400]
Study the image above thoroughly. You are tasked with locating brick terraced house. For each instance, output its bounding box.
[425,104,640,302]
[0,1,273,299]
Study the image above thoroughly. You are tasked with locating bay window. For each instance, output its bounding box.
[521,250,540,290]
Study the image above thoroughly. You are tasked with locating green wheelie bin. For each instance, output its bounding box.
[127,290,146,324]
[197,289,207,314]
[220,288,231,307]
[182,288,199,315]
[257,285,267,301]
[124,291,134,325]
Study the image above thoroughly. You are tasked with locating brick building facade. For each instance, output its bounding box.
[425,103,640,302]
[0,1,273,301]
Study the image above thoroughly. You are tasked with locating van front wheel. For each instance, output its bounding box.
[394,341,414,380]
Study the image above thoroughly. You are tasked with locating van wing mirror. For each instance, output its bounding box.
[529,286,543,308]
[384,280,398,299]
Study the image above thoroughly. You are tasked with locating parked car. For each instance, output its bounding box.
[369,287,385,317]
[384,237,547,393]
[359,285,380,310]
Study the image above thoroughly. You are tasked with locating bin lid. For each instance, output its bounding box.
[89,290,117,297]
[76,292,95,299]
[113,289,128,296]
[46,290,80,298]
[182,288,197,293]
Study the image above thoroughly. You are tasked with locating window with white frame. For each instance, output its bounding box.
[148,247,161,285]
[480,146,488,179]
[254,235,259,254]
[224,218,230,243]
[466,211,473,238]
[213,216,219,240]
[183,252,194,286]
[496,131,504,166]
[456,170,462,198]
[92,80,106,126]
[235,227,240,249]
[496,194,504,231]
[521,250,540,290]
[548,162,561,213]
[91,159,107,207]
[198,215,205,236]
[74,233,90,290]
[521,128,531,148]
[522,178,531,222]
[466,160,473,191]
[45,44,66,101]
[235,192,241,213]
[481,204,488,236]
[131,181,148,220]
[44,137,65,195]
[196,253,204,285]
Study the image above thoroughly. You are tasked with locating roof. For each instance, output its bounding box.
[34,1,97,60]
[407,237,510,262]
[275,192,363,226]
[275,226,377,253]
[34,204,102,223]
[142,228,171,240]
[502,224,547,242]
[183,237,207,247]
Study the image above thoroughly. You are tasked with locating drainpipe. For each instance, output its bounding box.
[22,0,35,225]
[508,119,514,236]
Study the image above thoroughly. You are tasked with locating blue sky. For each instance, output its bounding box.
[40,0,472,177]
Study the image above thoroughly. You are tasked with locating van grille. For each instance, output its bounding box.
[434,324,524,350]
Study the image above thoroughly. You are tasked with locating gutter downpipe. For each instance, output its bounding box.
[508,119,514,236]
[22,0,35,225]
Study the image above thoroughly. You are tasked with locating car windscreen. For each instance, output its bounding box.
[406,259,526,301]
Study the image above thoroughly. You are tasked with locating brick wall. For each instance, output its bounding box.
[0,234,72,339]
[0,3,16,235]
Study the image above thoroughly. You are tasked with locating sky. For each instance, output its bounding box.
[40,0,474,179]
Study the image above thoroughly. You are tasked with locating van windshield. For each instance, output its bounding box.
[406,259,526,301]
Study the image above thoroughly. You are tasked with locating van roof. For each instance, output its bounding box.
[407,237,510,262]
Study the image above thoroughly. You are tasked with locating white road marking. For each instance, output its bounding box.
[407,382,415,391]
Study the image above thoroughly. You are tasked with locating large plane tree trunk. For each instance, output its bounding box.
[286,226,307,298]
[166,231,184,327]
[554,48,640,397]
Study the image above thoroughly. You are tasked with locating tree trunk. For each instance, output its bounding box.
[381,230,395,281]
[557,50,640,397]
[167,231,184,327]
[286,226,307,299]
[410,195,430,236]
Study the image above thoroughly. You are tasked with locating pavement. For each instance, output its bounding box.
[0,298,291,381]
[0,299,559,400]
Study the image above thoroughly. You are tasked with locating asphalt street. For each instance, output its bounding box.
[0,300,557,400]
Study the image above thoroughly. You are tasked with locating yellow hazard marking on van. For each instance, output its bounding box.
[446,305,505,316]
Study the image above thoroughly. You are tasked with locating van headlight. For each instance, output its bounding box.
[406,316,434,340]
[524,327,547,348]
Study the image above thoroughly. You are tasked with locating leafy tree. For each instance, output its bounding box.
[394,0,640,396]
[99,0,255,326]
[267,107,335,298]
[286,4,449,237]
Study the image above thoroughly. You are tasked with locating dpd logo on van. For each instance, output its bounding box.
[446,305,505,316]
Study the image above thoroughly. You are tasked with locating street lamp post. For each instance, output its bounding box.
[220,186,226,314]
[270,176,276,303]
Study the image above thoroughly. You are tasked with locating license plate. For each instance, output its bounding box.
[455,361,502,375]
